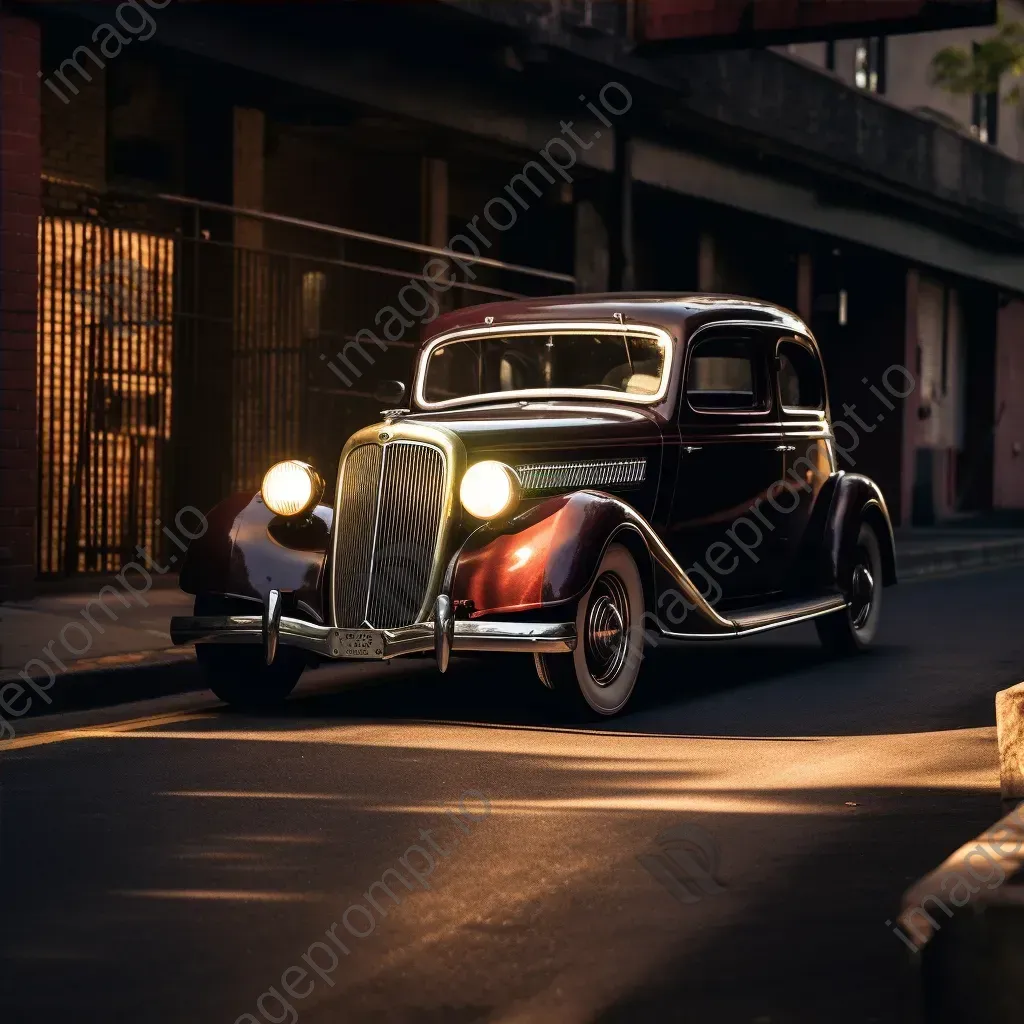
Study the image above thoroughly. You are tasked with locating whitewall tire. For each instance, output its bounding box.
[536,542,646,718]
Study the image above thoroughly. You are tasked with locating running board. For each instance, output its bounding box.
[658,593,848,642]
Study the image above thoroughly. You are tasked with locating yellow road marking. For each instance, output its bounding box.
[0,710,213,753]
[114,888,324,903]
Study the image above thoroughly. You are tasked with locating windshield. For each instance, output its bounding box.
[419,330,669,407]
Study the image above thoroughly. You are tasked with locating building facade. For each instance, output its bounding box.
[787,0,1024,158]
[0,0,1022,597]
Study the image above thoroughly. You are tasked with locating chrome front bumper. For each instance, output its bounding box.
[170,594,575,671]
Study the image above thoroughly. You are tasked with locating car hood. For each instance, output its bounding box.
[402,400,663,457]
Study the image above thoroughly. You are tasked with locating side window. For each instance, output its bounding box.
[685,336,767,412]
[777,340,825,411]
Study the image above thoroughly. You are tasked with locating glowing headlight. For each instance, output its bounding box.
[261,460,324,517]
[460,461,520,520]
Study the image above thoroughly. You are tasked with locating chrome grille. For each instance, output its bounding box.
[516,458,647,494]
[333,440,446,628]
[333,443,383,626]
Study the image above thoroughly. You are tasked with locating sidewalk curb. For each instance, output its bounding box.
[0,645,196,685]
[897,539,1024,580]
[4,647,203,722]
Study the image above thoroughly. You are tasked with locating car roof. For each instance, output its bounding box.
[421,292,811,344]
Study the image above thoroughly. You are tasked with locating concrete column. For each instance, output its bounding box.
[611,131,635,291]
[698,233,716,292]
[797,253,813,322]
[421,157,448,248]
[900,268,923,526]
[574,199,609,293]
[994,297,1024,509]
[0,13,41,600]
[233,107,265,249]
[421,156,453,321]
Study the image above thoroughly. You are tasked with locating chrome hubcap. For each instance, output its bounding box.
[850,562,874,629]
[584,572,630,686]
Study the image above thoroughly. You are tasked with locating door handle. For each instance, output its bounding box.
[682,446,703,454]
[775,445,796,453]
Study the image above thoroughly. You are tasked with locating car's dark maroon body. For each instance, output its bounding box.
[179,294,896,647]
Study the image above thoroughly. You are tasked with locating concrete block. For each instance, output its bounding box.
[900,803,1024,1023]
[996,682,1024,801]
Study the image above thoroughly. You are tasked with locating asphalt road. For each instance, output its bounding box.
[3,566,1023,1024]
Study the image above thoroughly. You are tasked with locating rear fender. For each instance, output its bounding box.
[818,473,897,589]
[179,493,333,621]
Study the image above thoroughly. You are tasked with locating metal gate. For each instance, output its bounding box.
[36,177,574,576]
[37,214,174,575]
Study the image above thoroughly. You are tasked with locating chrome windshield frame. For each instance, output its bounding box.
[413,320,675,411]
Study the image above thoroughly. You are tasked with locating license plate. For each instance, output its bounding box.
[330,628,385,659]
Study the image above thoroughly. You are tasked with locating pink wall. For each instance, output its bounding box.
[994,299,1024,510]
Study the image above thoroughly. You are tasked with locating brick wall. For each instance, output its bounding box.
[39,58,105,186]
[0,13,41,599]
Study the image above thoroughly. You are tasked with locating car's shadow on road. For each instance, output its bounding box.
[240,629,960,739]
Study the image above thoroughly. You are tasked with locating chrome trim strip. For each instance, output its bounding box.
[581,492,735,633]
[170,615,577,658]
[682,319,814,419]
[689,315,811,339]
[654,595,848,641]
[361,442,391,624]
[574,493,847,638]
[451,620,576,652]
[413,321,675,411]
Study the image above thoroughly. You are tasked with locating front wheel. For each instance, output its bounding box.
[535,542,647,719]
[815,522,883,655]
[197,644,305,710]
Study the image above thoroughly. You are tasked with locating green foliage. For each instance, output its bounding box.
[929,11,1024,104]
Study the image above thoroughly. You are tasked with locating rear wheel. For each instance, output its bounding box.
[815,522,883,655]
[535,543,646,719]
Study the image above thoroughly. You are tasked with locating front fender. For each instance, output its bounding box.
[179,493,333,621]
[450,491,654,619]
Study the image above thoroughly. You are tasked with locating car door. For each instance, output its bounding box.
[776,336,835,580]
[666,327,788,606]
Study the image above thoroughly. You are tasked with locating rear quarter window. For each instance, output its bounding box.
[685,336,769,412]
[777,340,825,411]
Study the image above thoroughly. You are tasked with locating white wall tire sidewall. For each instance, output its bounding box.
[570,543,645,716]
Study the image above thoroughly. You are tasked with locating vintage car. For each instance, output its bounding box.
[170,293,896,718]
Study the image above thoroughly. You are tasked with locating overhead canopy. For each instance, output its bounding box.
[632,0,997,50]
[633,140,1024,294]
